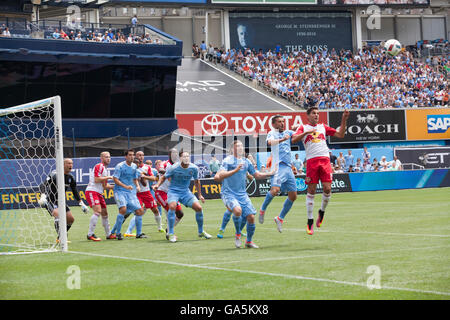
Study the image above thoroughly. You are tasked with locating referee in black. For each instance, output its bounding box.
[38,158,89,241]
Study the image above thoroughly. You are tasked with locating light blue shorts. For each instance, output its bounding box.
[114,190,142,212]
[167,190,198,208]
[221,193,256,219]
[271,162,297,192]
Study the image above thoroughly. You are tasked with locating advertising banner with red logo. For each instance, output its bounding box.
[175,112,328,136]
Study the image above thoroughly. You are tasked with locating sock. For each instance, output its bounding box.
[321,193,331,212]
[54,218,60,236]
[261,192,274,211]
[66,224,72,232]
[306,193,315,220]
[88,214,99,236]
[126,215,136,234]
[246,223,255,243]
[239,215,247,233]
[220,210,232,231]
[114,214,125,235]
[167,209,176,234]
[279,198,294,220]
[102,216,110,236]
[232,214,241,235]
[195,211,204,234]
[135,214,143,235]
[110,221,117,234]
[154,213,162,228]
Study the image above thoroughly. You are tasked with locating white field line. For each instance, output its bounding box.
[197,245,450,266]
[67,250,450,297]
[169,223,450,238]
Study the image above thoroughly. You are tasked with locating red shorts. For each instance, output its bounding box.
[85,190,107,209]
[137,191,157,209]
[154,190,182,212]
[306,157,333,184]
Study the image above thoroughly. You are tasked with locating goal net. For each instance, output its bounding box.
[0,96,67,255]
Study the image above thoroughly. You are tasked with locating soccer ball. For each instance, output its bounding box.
[384,39,402,57]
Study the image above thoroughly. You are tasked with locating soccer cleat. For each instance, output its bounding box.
[235,234,242,248]
[116,233,123,240]
[199,231,212,239]
[124,233,136,237]
[158,227,165,233]
[245,241,259,249]
[168,234,177,243]
[106,233,116,240]
[87,234,101,241]
[317,209,325,228]
[274,216,283,233]
[136,233,148,239]
[307,219,314,235]
[258,210,265,224]
[217,229,224,239]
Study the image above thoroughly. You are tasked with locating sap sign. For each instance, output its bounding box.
[427,115,450,134]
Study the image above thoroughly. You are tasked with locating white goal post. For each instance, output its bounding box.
[0,96,67,254]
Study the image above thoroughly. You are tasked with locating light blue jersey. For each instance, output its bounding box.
[165,162,200,208]
[165,162,199,193]
[113,161,140,193]
[266,129,294,166]
[219,156,257,239]
[220,155,256,197]
[113,161,141,212]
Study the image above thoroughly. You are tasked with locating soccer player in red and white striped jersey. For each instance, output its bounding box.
[85,151,115,241]
[292,107,349,235]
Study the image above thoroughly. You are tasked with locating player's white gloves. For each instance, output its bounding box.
[38,194,48,207]
[80,201,89,214]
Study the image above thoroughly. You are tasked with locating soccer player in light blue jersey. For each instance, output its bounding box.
[215,140,277,249]
[111,149,146,240]
[259,115,301,233]
[153,150,211,243]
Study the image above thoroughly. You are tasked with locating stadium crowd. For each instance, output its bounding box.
[49,28,162,44]
[204,45,449,109]
[204,147,401,178]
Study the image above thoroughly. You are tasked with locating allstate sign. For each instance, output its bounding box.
[296,178,307,192]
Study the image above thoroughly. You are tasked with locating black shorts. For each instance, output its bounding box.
[44,201,70,217]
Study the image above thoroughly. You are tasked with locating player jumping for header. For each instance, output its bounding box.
[291,107,349,235]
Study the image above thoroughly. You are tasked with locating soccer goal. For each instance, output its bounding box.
[0,96,68,255]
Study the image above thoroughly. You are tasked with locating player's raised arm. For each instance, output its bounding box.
[267,134,290,146]
[333,110,350,139]
[291,128,317,144]
[253,164,278,180]
[214,164,243,182]
[113,176,133,191]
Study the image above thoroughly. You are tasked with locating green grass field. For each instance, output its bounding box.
[1,188,449,300]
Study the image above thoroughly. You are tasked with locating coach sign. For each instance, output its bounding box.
[328,110,406,143]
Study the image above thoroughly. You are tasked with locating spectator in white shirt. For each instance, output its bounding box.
[390,156,403,171]
[379,156,388,168]
[2,27,11,37]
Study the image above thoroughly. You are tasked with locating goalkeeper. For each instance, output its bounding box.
[38,158,89,241]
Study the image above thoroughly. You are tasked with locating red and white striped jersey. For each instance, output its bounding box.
[86,163,108,194]
[295,123,336,161]
[137,163,153,193]
[157,160,173,193]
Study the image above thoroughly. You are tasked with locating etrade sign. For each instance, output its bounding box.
[406,108,450,141]
[329,110,406,143]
